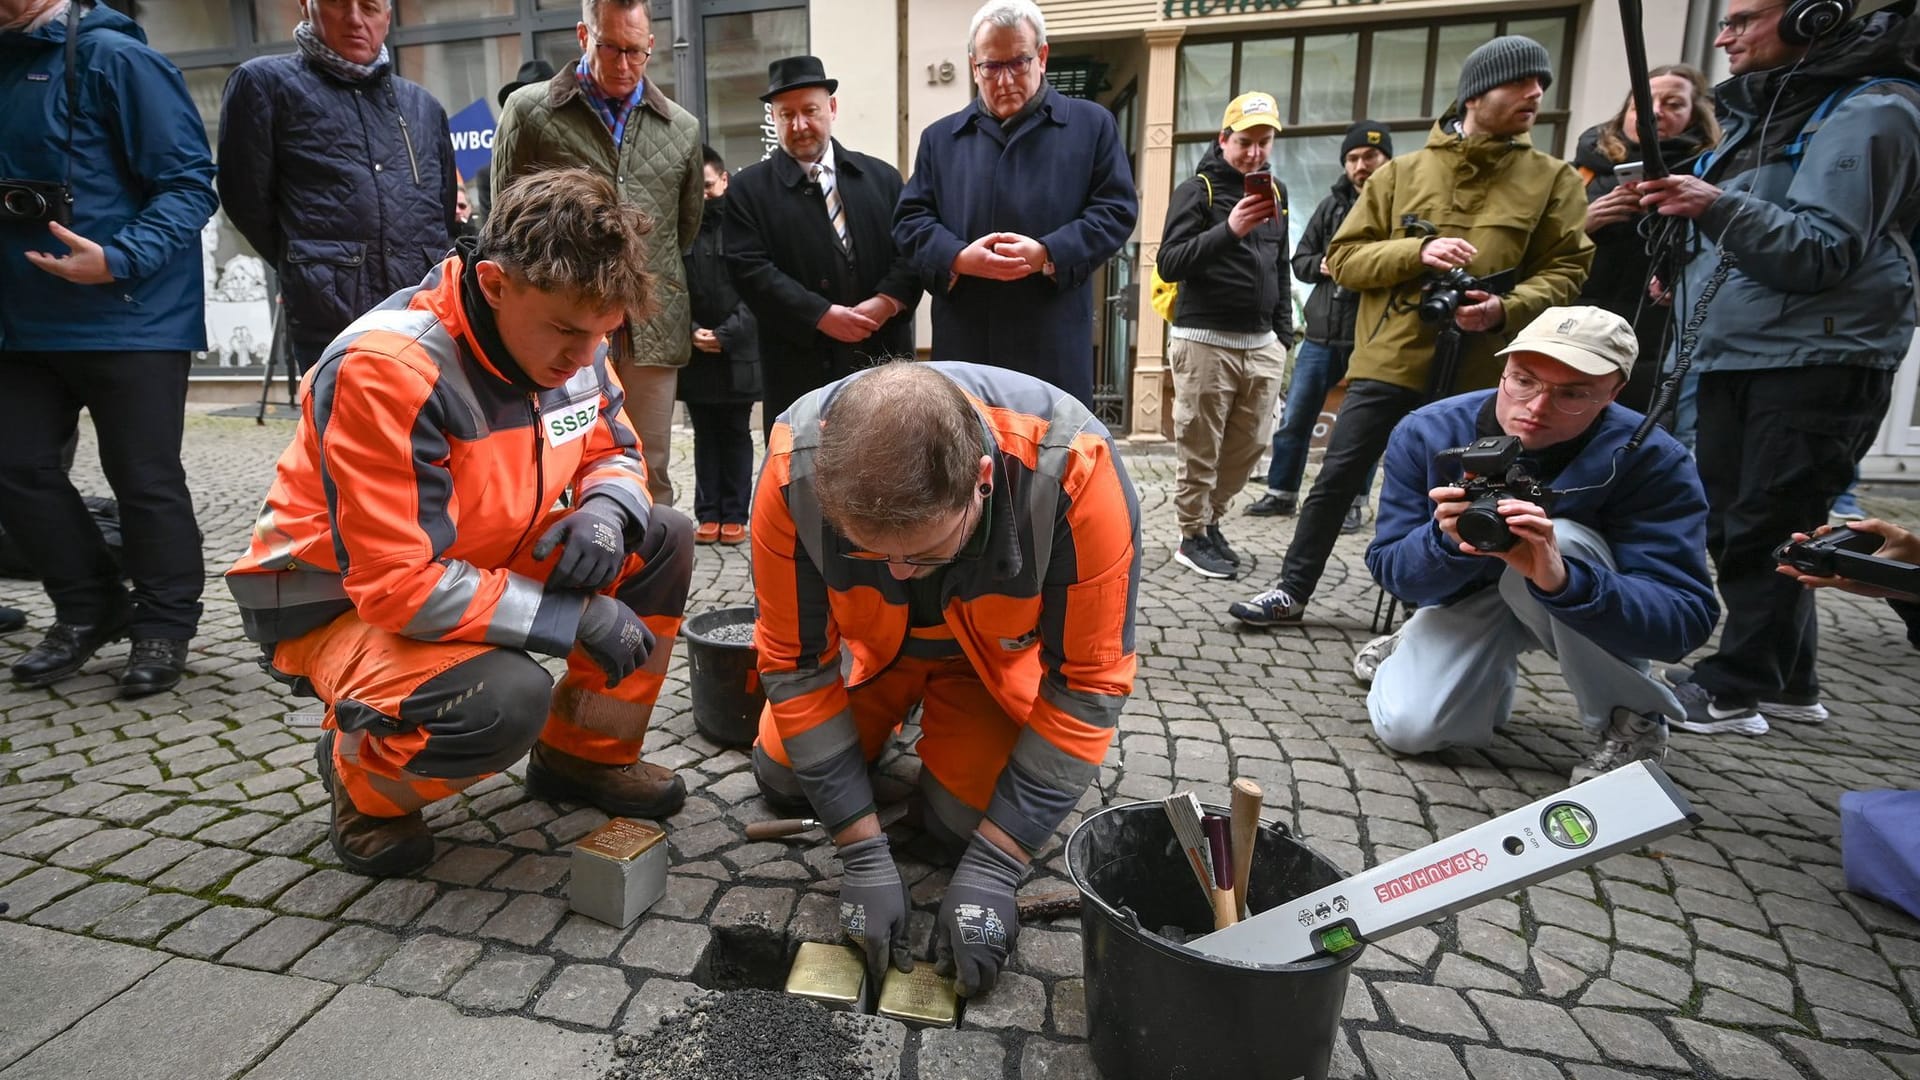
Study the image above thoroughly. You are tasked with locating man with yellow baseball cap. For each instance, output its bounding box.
[1156,90,1292,579]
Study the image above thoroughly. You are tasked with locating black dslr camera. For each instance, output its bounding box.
[1418,266,1503,325]
[0,178,73,225]
[1397,215,1518,325]
[1436,435,1557,553]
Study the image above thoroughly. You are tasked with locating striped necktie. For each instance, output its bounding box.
[810,162,851,252]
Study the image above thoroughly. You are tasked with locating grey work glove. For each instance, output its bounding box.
[935,831,1029,997]
[838,834,915,986]
[532,496,629,591]
[575,594,654,688]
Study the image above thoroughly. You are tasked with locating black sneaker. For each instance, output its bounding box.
[1341,496,1370,535]
[1174,534,1237,579]
[1205,524,1240,566]
[1245,492,1296,517]
[1227,586,1305,626]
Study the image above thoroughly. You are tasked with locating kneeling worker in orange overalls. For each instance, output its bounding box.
[227,168,695,877]
[752,361,1142,996]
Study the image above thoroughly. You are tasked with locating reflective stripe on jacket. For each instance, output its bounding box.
[226,255,652,653]
[751,362,1142,853]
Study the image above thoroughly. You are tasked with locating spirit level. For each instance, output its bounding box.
[1190,761,1699,965]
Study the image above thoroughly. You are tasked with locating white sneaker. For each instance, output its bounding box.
[1667,677,1770,736]
[1758,700,1829,725]
[1353,631,1400,684]
[1570,710,1668,784]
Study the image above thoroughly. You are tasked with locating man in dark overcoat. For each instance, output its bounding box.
[891,0,1137,409]
[723,56,920,437]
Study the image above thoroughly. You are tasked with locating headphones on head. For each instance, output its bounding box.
[1778,0,1855,44]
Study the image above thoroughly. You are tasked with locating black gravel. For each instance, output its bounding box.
[602,990,871,1080]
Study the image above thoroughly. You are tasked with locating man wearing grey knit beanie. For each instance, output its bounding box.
[1229,33,1592,633]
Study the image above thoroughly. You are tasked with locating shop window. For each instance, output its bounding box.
[702,7,807,170]
[1171,10,1578,311]
[396,0,516,22]
[1366,27,1427,119]
[131,0,236,52]
[1174,41,1233,134]
[249,0,297,44]
[1236,37,1292,118]
[1295,33,1357,125]
[398,35,521,124]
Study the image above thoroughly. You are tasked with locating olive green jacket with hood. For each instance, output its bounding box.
[493,67,703,369]
[1327,115,1593,394]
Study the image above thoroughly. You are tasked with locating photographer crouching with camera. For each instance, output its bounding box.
[1228,35,1592,628]
[1358,307,1718,782]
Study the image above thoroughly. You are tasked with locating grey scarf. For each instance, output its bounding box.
[294,19,390,83]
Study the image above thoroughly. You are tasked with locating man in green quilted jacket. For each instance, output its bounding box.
[494,0,703,508]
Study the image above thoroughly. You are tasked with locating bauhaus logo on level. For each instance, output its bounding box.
[1373,847,1489,904]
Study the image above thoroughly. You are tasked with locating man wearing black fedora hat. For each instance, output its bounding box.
[723,55,920,437]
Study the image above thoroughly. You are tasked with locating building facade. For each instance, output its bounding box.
[140,0,1920,470]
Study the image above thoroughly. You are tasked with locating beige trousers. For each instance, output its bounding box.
[615,362,680,508]
[1170,337,1286,534]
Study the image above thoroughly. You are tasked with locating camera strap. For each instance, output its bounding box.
[61,1,80,191]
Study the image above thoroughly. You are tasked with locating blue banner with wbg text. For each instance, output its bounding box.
[447,98,495,182]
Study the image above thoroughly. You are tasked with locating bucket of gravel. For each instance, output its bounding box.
[683,605,765,748]
[1067,800,1363,1080]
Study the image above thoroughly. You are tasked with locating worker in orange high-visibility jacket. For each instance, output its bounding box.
[226,168,694,878]
[751,360,1142,998]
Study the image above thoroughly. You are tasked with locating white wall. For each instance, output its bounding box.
[1566,0,1693,142]
[812,0,904,165]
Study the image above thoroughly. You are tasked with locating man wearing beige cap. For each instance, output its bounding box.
[1355,306,1718,783]
[1156,90,1292,579]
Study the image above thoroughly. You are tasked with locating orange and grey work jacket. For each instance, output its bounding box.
[752,362,1142,854]
[226,255,651,656]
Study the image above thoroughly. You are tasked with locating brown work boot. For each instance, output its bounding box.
[525,742,687,819]
[314,731,435,877]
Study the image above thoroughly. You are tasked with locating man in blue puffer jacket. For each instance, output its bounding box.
[1358,307,1718,784]
[218,0,458,375]
[0,0,218,697]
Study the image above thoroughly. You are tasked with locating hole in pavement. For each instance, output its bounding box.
[692,922,793,992]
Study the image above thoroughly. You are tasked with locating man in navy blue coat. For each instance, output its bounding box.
[217,0,457,376]
[0,0,218,696]
[892,0,1137,409]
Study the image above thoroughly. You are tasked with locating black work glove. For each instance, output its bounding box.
[575,594,654,688]
[935,831,1028,997]
[532,496,630,591]
[838,834,915,987]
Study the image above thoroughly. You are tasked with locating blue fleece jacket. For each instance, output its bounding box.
[1366,392,1718,664]
[0,4,218,352]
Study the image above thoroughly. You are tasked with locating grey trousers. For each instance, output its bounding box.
[1367,519,1684,754]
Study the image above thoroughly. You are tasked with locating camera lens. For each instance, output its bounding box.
[1456,496,1516,552]
[1418,288,1462,325]
[3,188,48,218]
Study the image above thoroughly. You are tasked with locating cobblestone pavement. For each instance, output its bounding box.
[3,408,1919,1079]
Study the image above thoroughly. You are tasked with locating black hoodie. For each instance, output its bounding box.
[1154,142,1294,345]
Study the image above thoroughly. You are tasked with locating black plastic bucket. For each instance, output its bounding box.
[683,606,764,748]
[1066,800,1363,1080]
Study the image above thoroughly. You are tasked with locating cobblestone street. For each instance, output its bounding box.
[3,407,1918,1079]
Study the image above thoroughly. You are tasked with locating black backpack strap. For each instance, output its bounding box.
[62,1,80,189]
